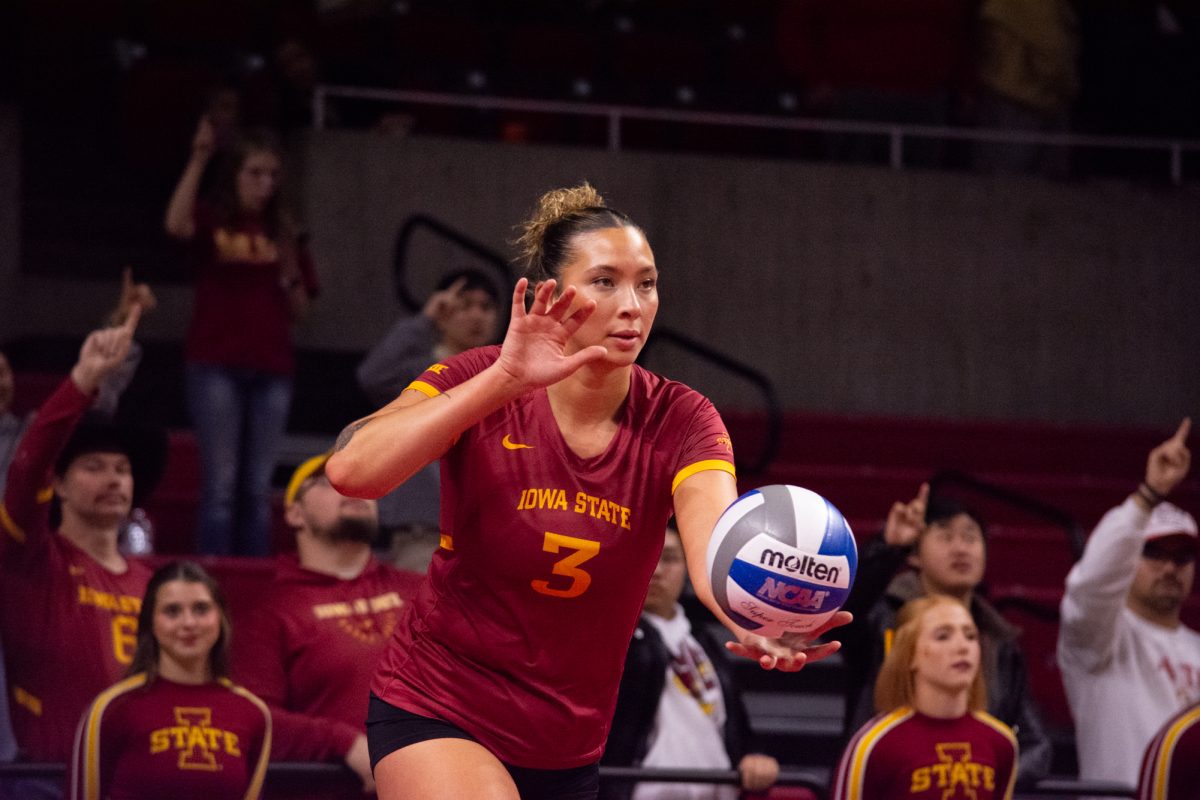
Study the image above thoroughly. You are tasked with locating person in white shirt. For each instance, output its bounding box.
[1058,417,1200,788]
[602,527,780,800]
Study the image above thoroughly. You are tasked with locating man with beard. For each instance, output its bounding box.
[234,452,422,793]
[1059,418,1200,789]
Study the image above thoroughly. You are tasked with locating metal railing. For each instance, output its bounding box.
[314,84,1200,185]
[0,762,1136,798]
[929,467,1087,560]
[390,212,784,475]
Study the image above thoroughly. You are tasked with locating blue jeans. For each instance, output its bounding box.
[185,363,292,556]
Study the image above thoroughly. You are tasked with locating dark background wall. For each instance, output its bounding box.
[3,126,1198,428]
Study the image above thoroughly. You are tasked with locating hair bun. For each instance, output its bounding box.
[515,182,606,275]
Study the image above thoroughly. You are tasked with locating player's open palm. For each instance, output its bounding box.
[1146,418,1191,497]
[495,277,606,390]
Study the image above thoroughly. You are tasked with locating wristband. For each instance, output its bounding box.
[1138,482,1165,507]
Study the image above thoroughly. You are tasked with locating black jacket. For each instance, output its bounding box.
[601,610,753,800]
[840,536,1054,787]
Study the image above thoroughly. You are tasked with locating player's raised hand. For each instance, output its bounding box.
[493,278,606,391]
[71,305,142,395]
[1146,418,1192,498]
[726,609,853,672]
[884,482,929,547]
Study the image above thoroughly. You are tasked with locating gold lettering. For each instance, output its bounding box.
[554,490,568,510]
[910,767,930,792]
[930,762,950,787]
[620,507,631,529]
[984,766,995,790]
[574,492,587,514]
[112,615,137,665]
[150,729,169,754]
[224,731,241,757]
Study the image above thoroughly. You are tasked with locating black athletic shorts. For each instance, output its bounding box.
[366,694,600,800]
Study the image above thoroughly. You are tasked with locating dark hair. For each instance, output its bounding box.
[924,496,987,540]
[435,268,500,304]
[129,561,231,682]
[210,128,287,239]
[513,183,642,284]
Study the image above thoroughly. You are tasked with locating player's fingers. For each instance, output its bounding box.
[1174,417,1192,444]
[560,298,597,335]
[798,640,842,665]
[560,346,607,374]
[915,482,930,506]
[529,279,557,314]
[510,278,529,318]
[447,276,468,296]
[809,609,853,639]
[121,265,134,293]
[545,284,577,321]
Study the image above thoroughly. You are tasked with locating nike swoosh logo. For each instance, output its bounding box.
[502,434,533,450]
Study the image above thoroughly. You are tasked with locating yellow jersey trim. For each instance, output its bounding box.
[1151,705,1200,800]
[439,534,454,551]
[36,485,54,504]
[220,679,273,800]
[80,673,149,800]
[972,711,1019,800]
[0,503,26,544]
[671,459,736,494]
[405,380,441,399]
[846,707,914,800]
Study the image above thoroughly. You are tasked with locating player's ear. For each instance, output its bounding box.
[284,501,304,528]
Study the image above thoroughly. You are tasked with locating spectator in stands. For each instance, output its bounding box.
[71,561,271,800]
[832,595,1018,799]
[974,0,1080,175]
[1137,699,1200,799]
[165,117,320,557]
[0,306,163,769]
[355,269,500,569]
[1058,418,1200,788]
[234,452,422,794]
[840,483,1051,786]
[601,525,779,800]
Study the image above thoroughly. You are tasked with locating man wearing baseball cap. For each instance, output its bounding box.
[1059,418,1200,789]
[233,452,422,795]
[0,307,165,767]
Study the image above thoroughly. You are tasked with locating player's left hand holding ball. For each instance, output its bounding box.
[727,610,853,671]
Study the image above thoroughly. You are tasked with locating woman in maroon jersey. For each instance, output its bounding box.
[832,595,1018,800]
[327,183,850,800]
[71,561,271,800]
[165,117,319,558]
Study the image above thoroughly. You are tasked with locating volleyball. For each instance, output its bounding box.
[706,484,858,637]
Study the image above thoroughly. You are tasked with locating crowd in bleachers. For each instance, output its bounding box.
[3,3,1200,799]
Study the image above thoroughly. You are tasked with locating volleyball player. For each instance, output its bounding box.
[327,183,851,800]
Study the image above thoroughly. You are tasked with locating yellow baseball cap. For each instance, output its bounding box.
[285,452,331,505]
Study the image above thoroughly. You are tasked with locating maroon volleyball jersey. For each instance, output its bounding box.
[233,554,422,761]
[372,346,735,769]
[71,674,271,800]
[1138,703,1200,799]
[832,708,1018,800]
[0,378,153,761]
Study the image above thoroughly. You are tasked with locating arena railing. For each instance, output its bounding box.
[0,763,1137,798]
[928,467,1087,560]
[390,212,783,475]
[313,85,1200,185]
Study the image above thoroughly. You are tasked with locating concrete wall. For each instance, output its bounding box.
[297,130,1200,427]
[4,126,1197,426]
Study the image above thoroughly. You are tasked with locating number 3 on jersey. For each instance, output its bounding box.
[531,532,600,599]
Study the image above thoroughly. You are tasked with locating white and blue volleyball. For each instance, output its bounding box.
[706,485,858,637]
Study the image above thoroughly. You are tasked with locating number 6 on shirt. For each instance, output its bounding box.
[531,532,600,599]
